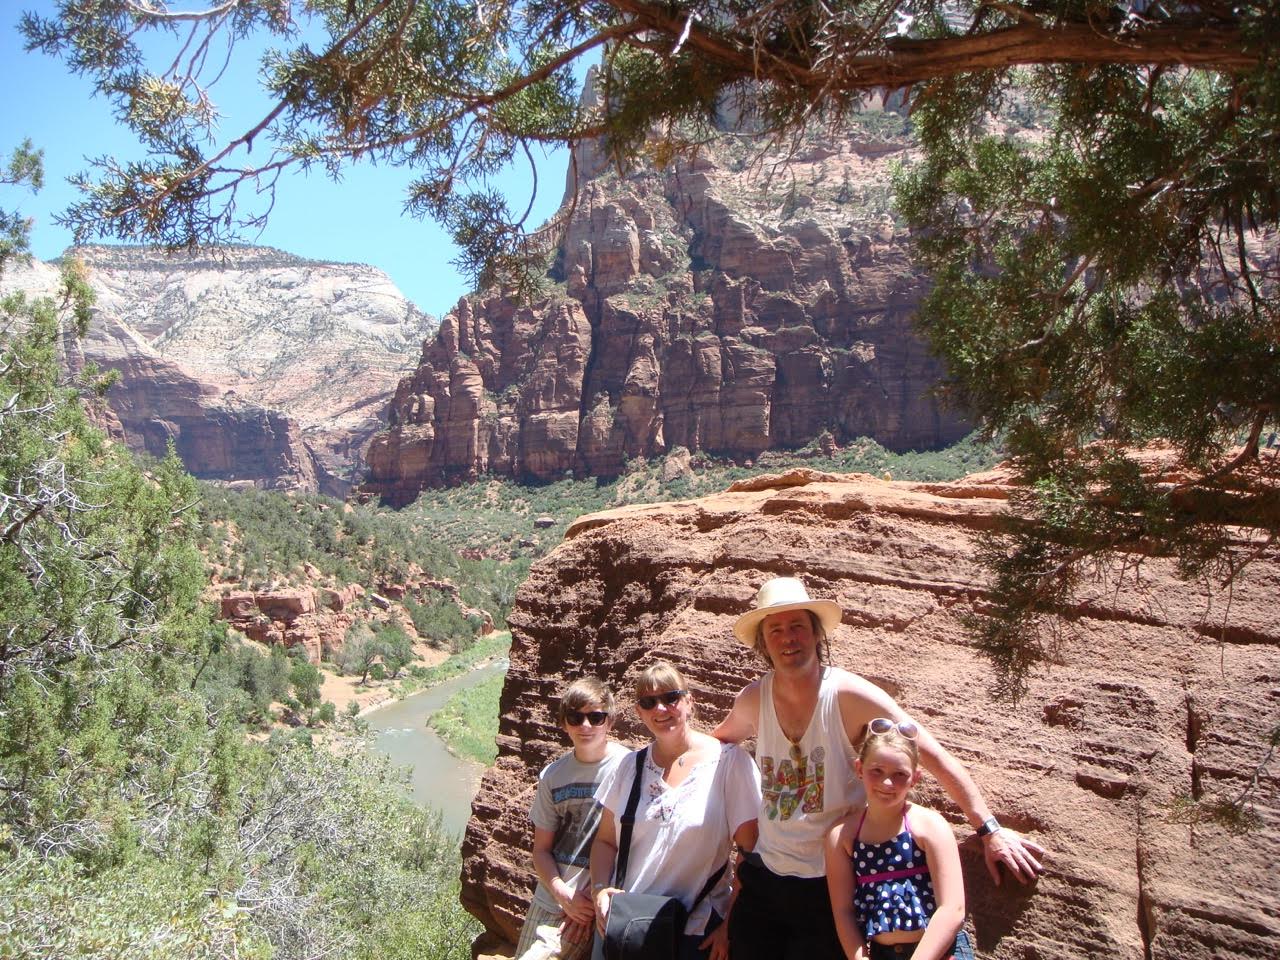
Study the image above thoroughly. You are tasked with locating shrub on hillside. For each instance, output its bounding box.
[404,596,479,652]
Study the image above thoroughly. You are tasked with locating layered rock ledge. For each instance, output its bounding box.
[461,469,1280,959]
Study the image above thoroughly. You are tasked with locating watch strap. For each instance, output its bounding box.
[976,816,1002,837]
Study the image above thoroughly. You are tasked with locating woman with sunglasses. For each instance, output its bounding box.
[823,720,973,960]
[589,661,761,960]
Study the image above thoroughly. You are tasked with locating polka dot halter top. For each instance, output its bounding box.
[851,805,938,941]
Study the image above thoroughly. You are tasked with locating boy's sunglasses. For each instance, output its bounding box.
[636,689,688,711]
[868,717,919,739]
[565,710,610,727]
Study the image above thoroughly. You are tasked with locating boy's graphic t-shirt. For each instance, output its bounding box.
[529,741,630,912]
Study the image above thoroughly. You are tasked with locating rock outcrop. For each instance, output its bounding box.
[461,466,1280,958]
[215,576,493,662]
[3,246,433,495]
[219,584,363,662]
[364,111,969,505]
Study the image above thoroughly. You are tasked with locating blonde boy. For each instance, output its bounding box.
[515,678,629,960]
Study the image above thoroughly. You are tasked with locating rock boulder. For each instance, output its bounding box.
[461,468,1279,959]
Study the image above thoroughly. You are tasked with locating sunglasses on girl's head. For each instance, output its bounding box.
[636,689,688,711]
[869,717,919,739]
[564,710,610,727]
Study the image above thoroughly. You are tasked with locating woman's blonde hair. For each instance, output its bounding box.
[634,659,688,697]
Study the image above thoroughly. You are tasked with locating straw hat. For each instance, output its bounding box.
[732,577,842,646]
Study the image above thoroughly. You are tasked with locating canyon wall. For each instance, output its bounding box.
[365,115,970,505]
[3,246,433,495]
[461,467,1279,959]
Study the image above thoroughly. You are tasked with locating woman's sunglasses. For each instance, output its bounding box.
[636,689,688,711]
[868,717,919,739]
[564,710,610,727]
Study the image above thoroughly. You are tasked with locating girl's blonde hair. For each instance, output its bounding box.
[858,727,919,769]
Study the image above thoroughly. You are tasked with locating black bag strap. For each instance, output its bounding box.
[613,746,729,911]
[612,747,648,889]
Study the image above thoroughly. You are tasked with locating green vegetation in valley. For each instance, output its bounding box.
[337,621,416,684]
[0,184,480,959]
[196,484,525,632]
[399,631,513,697]
[195,435,1001,661]
[405,593,488,652]
[427,670,507,765]
[398,433,1004,555]
[197,633,334,728]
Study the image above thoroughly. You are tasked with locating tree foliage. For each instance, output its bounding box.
[892,23,1280,696]
[0,157,479,958]
[1,138,44,275]
[20,2,1280,693]
[23,3,1262,286]
[337,620,416,681]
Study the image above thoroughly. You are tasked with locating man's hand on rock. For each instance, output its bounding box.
[983,828,1045,885]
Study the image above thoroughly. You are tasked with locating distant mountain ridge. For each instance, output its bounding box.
[2,245,435,495]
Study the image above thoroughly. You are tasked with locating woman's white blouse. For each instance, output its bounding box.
[596,742,762,935]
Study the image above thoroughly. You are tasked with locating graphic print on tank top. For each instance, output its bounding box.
[759,742,826,820]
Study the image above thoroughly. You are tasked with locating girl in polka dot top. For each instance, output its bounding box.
[823,720,973,960]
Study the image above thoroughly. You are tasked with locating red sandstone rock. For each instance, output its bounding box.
[253,590,315,620]
[220,592,258,619]
[361,128,970,505]
[318,584,362,612]
[461,471,1279,958]
[218,585,353,662]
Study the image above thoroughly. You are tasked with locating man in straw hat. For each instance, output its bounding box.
[713,576,1045,960]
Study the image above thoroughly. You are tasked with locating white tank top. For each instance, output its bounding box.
[755,667,863,877]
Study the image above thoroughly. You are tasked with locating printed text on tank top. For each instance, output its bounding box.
[852,804,938,941]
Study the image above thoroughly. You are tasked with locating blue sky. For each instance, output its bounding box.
[0,4,569,318]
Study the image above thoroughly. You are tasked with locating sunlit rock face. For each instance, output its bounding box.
[362,109,970,506]
[461,467,1280,959]
[4,245,433,495]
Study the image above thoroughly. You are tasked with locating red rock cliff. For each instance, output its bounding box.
[364,116,969,505]
[461,469,1279,958]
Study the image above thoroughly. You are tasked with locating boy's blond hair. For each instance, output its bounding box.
[558,677,615,722]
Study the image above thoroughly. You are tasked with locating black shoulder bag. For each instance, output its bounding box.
[599,747,728,960]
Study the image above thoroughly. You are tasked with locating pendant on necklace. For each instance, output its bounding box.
[789,741,804,764]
